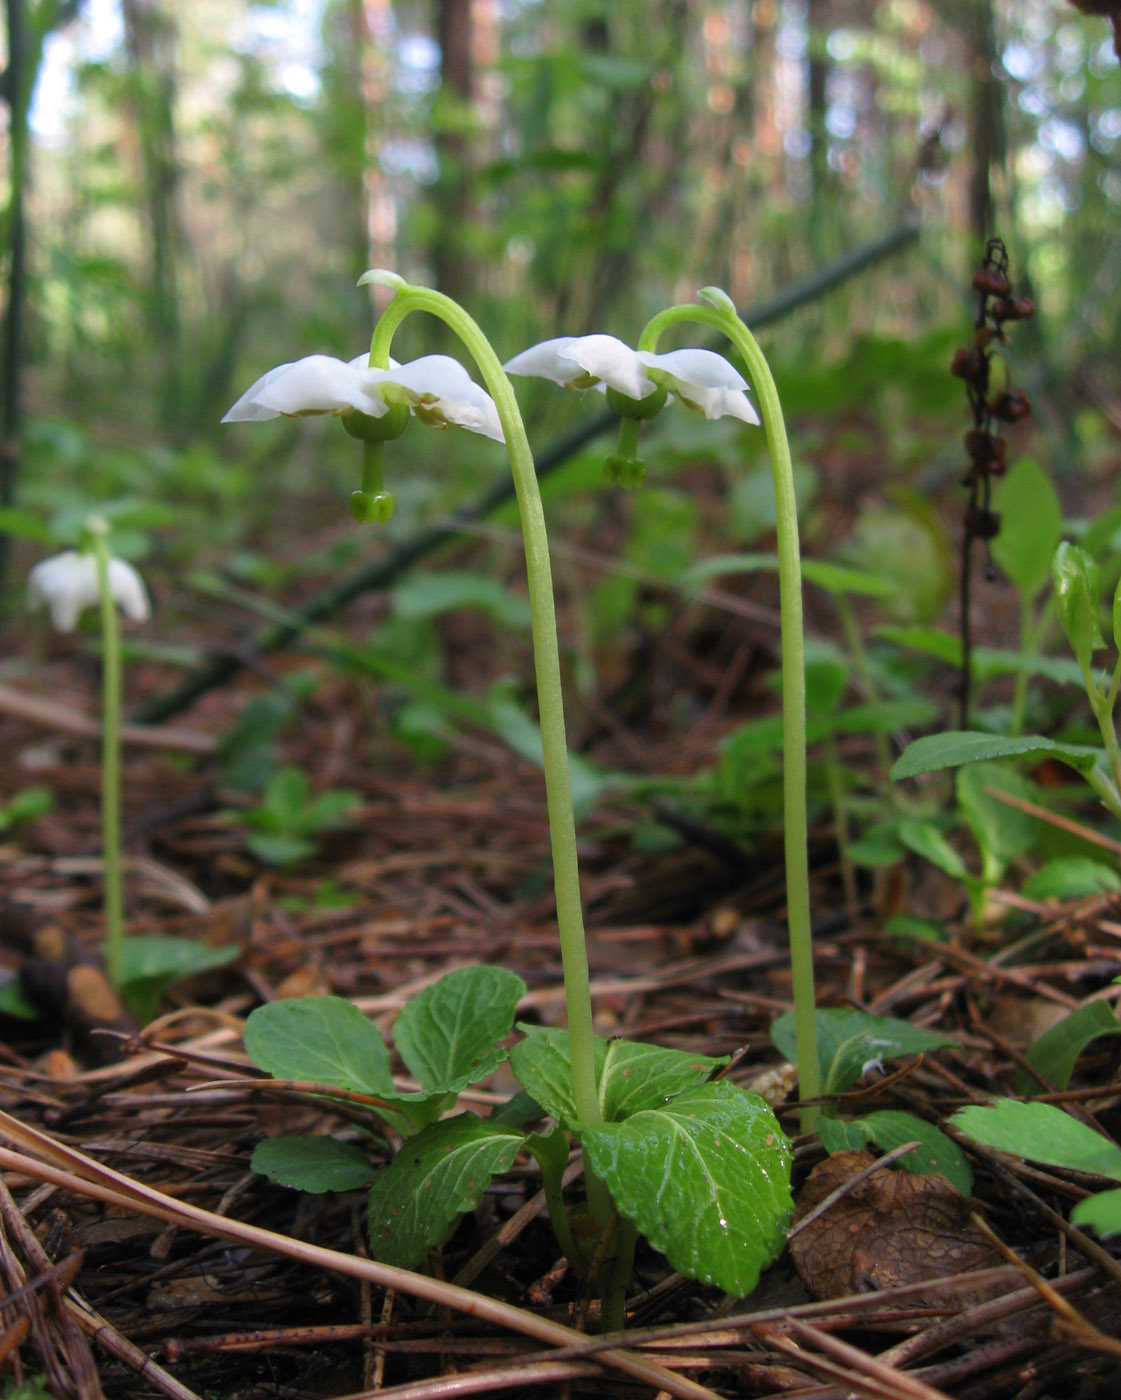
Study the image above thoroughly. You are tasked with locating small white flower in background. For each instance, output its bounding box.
[505,335,760,424]
[223,352,503,442]
[27,551,150,633]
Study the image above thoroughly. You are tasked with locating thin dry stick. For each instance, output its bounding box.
[66,1292,206,1400]
[0,1110,720,1400]
[786,1317,957,1400]
[969,1213,1121,1362]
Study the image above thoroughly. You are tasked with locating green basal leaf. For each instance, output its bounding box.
[891,732,1100,781]
[365,1115,522,1270]
[1022,858,1121,902]
[896,819,970,882]
[598,1038,728,1119]
[817,1111,973,1196]
[771,1007,956,1096]
[393,965,526,1092]
[509,1025,602,1123]
[391,570,532,630]
[574,1081,792,1296]
[991,458,1062,601]
[1052,540,1104,672]
[832,698,939,736]
[953,1100,1121,1181]
[252,1136,379,1193]
[1016,1000,1121,1095]
[1071,1187,1121,1238]
[244,996,394,1095]
[956,762,1040,883]
[508,1025,725,1124]
[245,832,316,867]
[118,936,241,1025]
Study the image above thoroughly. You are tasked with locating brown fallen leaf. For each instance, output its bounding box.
[790,1150,1006,1304]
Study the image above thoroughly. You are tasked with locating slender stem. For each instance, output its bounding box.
[90,531,125,990]
[365,281,607,1206]
[638,294,820,1131]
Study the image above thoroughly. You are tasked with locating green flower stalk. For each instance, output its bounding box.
[358,271,604,1154]
[639,289,820,1129]
[507,294,821,1131]
[27,519,151,989]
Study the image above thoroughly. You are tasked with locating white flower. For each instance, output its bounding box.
[638,348,760,425]
[223,352,503,441]
[505,335,654,399]
[28,551,150,633]
[505,336,759,424]
[222,355,393,422]
[371,355,504,442]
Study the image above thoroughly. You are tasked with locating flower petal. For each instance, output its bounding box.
[504,338,585,387]
[506,334,655,400]
[222,355,389,422]
[559,335,654,399]
[638,348,760,424]
[382,356,504,442]
[106,558,152,623]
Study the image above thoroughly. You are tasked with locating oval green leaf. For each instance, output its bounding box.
[244,996,394,1095]
[252,1135,379,1193]
[817,1110,972,1195]
[575,1081,792,1296]
[770,1007,956,1096]
[366,1115,522,1269]
[953,1100,1121,1181]
[394,965,526,1093]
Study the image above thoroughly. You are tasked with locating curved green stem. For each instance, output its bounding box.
[89,526,125,990]
[638,290,821,1132]
[362,275,607,1210]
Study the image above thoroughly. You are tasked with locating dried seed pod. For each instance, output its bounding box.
[989,389,1031,423]
[963,428,1007,466]
[990,295,1034,323]
[951,345,987,382]
[966,505,1002,538]
[972,267,1011,298]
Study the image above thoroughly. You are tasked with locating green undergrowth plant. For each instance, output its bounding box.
[223,272,819,1318]
[892,535,1121,823]
[952,995,1121,1237]
[769,1006,971,1194]
[228,766,362,869]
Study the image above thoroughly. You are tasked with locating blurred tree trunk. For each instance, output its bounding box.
[1,0,80,588]
[807,0,832,257]
[431,0,475,305]
[967,0,1003,245]
[120,0,183,428]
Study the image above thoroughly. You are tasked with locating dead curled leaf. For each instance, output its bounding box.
[789,1150,1006,1304]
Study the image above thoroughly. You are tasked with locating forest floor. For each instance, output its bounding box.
[2,450,1121,1400]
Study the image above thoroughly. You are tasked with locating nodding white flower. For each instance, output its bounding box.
[222,355,394,422]
[223,352,503,441]
[637,348,761,425]
[373,355,504,442]
[28,551,150,633]
[505,335,654,400]
[505,335,759,425]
